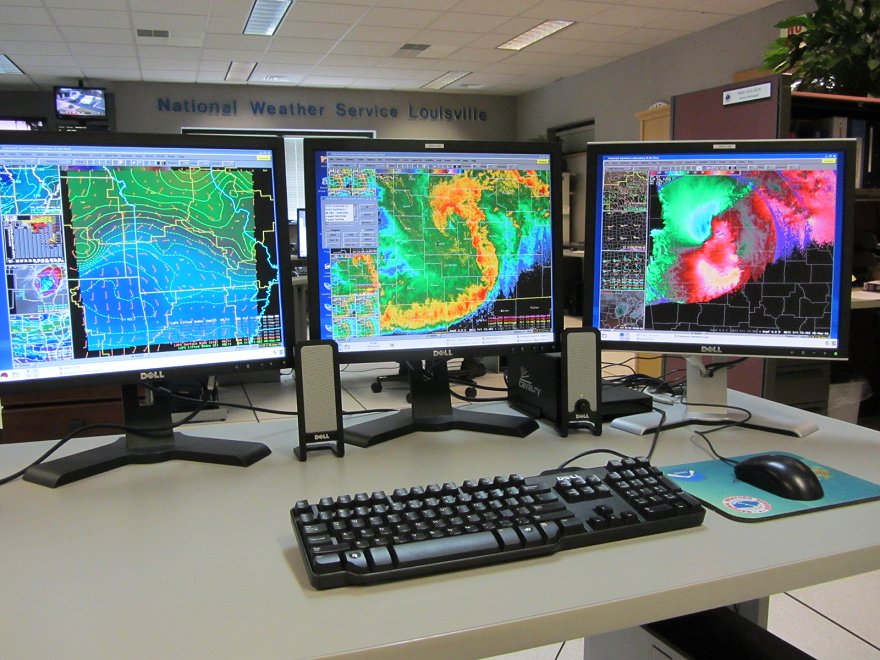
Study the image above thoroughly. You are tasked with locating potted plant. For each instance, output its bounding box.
[763,0,880,97]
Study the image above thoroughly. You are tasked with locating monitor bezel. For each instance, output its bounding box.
[53,86,108,120]
[303,137,564,364]
[583,138,856,361]
[0,130,295,393]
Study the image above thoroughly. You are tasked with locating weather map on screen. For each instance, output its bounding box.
[313,147,555,355]
[65,167,273,352]
[0,140,285,381]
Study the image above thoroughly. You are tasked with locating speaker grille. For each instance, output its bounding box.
[299,343,340,434]
[565,329,598,412]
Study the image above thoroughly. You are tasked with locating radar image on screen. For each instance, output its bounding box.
[326,166,553,340]
[602,168,837,336]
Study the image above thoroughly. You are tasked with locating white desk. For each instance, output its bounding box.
[1,391,879,659]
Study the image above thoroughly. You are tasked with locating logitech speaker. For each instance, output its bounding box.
[559,327,602,436]
[294,340,344,460]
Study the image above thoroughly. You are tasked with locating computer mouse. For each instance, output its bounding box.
[733,454,824,501]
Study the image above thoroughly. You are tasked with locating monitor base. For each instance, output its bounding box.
[611,356,819,438]
[345,359,538,447]
[343,407,538,448]
[23,433,270,488]
[22,384,270,488]
[609,402,818,438]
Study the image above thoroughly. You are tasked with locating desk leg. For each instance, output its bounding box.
[733,597,769,628]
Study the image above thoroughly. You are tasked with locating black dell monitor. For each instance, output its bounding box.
[584,138,856,436]
[0,131,294,486]
[304,138,563,446]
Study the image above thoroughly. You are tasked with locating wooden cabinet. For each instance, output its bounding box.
[635,104,670,141]
[1,386,125,443]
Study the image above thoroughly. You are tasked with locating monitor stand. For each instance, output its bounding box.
[23,384,270,488]
[343,359,538,447]
[610,356,819,438]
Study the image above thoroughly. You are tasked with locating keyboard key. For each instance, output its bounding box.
[392,531,501,567]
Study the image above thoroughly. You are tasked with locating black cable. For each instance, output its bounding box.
[645,406,667,461]
[554,641,567,660]
[684,401,754,466]
[556,448,634,470]
[0,392,209,486]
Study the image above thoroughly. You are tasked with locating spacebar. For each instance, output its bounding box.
[391,532,502,568]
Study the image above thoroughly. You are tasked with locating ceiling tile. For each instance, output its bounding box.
[427,12,510,33]
[269,37,339,54]
[590,5,675,27]
[60,27,133,45]
[274,21,351,40]
[127,0,212,12]
[49,8,131,29]
[301,75,357,86]
[521,1,614,21]
[0,24,62,41]
[132,12,209,32]
[0,6,53,25]
[44,0,128,8]
[330,41,402,57]
[286,2,370,24]
[344,25,419,43]
[450,0,541,16]
[360,7,443,29]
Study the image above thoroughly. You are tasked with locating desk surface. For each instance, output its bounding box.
[851,287,880,309]
[1,388,879,660]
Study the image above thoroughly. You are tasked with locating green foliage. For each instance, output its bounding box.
[763,0,880,96]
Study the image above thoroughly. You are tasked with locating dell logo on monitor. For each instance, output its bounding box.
[140,371,166,380]
[433,349,454,357]
[700,346,723,354]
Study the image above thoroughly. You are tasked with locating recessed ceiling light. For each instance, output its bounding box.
[225,61,256,82]
[422,71,471,90]
[497,19,574,51]
[0,54,24,75]
[264,75,290,82]
[243,0,292,36]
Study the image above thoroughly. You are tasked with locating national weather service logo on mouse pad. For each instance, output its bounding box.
[666,469,706,482]
[723,496,772,514]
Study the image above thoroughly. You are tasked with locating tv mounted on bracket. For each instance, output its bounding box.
[54,86,107,120]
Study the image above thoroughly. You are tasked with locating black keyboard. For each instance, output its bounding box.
[291,457,705,589]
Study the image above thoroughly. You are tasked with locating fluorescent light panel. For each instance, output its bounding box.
[497,19,574,51]
[225,61,257,82]
[243,0,292,36]
[422,71,471,90]
[0,55,24,75]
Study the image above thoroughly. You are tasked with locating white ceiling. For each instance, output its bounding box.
[0,0,782,95]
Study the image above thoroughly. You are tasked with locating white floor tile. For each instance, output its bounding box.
[484,638,582,660]
[768,593,880,659]
[785,569,880,648]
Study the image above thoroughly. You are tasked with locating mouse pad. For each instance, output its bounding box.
[660,452,880,522]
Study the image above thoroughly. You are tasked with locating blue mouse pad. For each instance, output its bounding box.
[661,452,880,522]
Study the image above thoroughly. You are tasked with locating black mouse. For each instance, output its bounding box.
[733,454,824,501]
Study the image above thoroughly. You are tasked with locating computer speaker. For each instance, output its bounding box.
[294,340,344,460]
[559,327,602,437]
